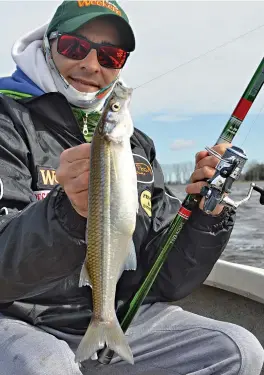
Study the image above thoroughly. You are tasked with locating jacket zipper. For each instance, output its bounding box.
[82,112,89,137]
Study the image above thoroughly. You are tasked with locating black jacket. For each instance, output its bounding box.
[0,92,235,334]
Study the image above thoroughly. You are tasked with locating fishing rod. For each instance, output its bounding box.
[97,55,264,365]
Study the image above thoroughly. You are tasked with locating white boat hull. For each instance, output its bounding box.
[175,260,264,374]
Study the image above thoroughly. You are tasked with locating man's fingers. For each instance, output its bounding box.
[187,143,232,203]
[196,155,219,170]
[186,181,208,195]
[195,143,231,166]
[190,166,215,183]
[60,144,91,163]
[211,143,231,156]
[195,150,208,165]
[64,159,90,179]
[65,171,89,194]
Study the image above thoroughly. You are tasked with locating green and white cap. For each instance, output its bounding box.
[47,0,135,51]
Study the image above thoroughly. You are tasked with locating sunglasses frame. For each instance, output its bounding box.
[49,31,130,69]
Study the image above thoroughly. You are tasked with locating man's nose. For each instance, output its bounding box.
[79,48,100,73]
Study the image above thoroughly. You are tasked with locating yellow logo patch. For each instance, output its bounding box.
[39,169,58,186]
[140,190,152,217]
[37,166,58,189]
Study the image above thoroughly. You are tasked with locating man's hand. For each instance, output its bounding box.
[185,143,232,215]
[56,144,91,218]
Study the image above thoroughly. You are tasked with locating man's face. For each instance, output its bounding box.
[51,18,122,93]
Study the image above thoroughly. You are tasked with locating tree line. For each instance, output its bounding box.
[241,162,264,181]
[161,161,264,185]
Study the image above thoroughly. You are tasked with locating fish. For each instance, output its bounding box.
[75,82,138,365]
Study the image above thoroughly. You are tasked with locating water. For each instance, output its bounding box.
[170,181,264,268]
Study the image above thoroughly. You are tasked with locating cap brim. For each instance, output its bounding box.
[58,13,135,52]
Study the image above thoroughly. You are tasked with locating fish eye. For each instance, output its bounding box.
[111,102,121,112]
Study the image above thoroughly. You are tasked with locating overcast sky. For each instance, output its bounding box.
[1,0,264,164]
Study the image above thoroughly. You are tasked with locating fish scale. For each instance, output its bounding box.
[89,138,110,317]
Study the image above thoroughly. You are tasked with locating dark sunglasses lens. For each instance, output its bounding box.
[57,35,91,60]
[98,46,128,69]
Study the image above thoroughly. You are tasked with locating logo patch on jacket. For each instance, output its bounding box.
[33,190,51,201]
[133,154,154,184]
[37,166,58,189]
[140,190,152,217]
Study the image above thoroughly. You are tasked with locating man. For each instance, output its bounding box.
[0,1,263,374]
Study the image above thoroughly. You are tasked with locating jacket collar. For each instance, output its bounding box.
[20,92,140,149]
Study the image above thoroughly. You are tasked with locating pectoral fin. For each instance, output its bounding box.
[123,239,137,271]
[79,262,92,288]
[117,239,137,281]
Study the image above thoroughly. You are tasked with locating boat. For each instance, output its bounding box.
[176,259,264,374]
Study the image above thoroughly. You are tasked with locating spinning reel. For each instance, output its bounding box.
[200,145,264,213]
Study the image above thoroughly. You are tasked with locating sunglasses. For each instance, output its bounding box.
[49,32,129,69]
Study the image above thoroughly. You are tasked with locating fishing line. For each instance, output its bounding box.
[240,100,264,147]
[133,22,264,90]
[130,21,264,151]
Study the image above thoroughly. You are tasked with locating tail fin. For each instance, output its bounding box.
[75,316,134,365]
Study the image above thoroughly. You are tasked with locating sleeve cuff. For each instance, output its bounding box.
[54,186,87,240]
[188,205,235,232]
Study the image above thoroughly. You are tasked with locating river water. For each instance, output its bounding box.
[170,181,264,268]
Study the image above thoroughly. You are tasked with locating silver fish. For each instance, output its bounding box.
[75,82,138,365]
